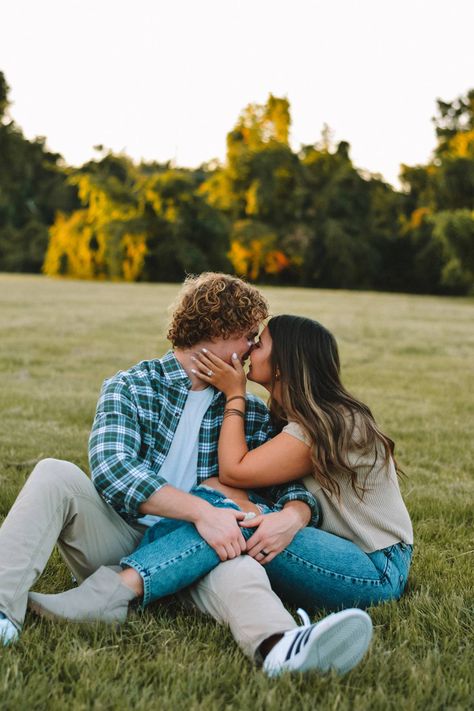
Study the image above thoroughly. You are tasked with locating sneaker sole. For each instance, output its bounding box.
[299,608,373,675]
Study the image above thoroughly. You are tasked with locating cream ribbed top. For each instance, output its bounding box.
[283,421,413,553]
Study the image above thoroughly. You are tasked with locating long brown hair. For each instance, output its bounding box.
[267,315,399,499]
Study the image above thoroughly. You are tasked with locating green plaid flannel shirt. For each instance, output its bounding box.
[89,350,319,526]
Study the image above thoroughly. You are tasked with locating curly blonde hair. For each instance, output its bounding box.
[168,273,269,348]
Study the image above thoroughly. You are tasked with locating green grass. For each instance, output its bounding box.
[0,274,473,710]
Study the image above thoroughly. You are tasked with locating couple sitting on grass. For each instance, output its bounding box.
[0,273,413,677]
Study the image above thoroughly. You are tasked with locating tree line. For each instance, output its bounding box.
[1,71,473,294]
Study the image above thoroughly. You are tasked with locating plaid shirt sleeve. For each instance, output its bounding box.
[264,482,320,528]
[89,376,167,517]
[246,397,320,528]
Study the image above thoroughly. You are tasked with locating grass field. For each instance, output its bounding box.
[0,274,473,710]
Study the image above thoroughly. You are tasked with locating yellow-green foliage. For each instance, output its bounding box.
[44,170,147,280]
[122,233,148,281]
[37,89,474,293]
[227,220,290,280]
[446,128,474,158]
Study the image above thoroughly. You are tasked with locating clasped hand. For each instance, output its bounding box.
[240,509,302,565]
[196,506,301,565]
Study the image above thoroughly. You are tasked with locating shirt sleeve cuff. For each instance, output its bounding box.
[123,476,169,516]
[276,489,321,528]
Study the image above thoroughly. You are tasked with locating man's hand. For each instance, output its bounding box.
[194,506,247,561]
[240,505,308,565]
[139,485,247,562]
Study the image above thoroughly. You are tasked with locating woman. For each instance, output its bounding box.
[30,316,412,669]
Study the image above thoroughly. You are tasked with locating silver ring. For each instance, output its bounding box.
[207,369,213,376]
[260,550,269,557]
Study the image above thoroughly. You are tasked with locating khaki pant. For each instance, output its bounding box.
[0,459,295,658]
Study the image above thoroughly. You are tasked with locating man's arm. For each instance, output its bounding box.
[89,376,246,560]
[89,377,167,516]
[139,485,247,560]
[264,482,320,528]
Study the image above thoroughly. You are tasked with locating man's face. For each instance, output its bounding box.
[207,326,260,365]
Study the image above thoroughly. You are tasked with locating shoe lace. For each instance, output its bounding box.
[296,608,311,627]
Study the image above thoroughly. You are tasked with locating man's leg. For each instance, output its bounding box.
[185,556,373,676]
[0,458,142,631]
[184,556,297,661]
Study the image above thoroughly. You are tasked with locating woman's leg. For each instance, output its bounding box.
[121,519,222,606]
[121,487,251,606]
[264,527,409,612]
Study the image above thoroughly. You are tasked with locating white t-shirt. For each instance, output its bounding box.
[138,386,214,527]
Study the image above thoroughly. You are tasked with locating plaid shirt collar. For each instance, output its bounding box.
[160,350,192,386]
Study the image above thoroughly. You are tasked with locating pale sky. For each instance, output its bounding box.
[1,0,473,187]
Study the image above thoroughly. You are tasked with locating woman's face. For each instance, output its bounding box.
[248,326,274,389]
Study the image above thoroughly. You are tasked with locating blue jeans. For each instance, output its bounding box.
[121,486,413,611]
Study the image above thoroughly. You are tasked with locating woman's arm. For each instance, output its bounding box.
[192,350,313,488]
[193,350,315,564]
[220,432,312,487]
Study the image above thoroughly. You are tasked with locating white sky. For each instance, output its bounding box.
[1,0,473,187]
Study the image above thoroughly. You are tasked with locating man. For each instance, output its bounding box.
[0,273,372,676]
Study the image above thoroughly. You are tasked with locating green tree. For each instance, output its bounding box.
[433,89,474,156]
[44,154,147,280]
[432,210,474,292]
[399,89,474,293]
[0,71,76,273]
[3,67,473,295]
[142,170,231,282]
[201,95,302,281]
[298,140,379,288]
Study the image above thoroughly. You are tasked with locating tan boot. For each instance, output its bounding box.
[28,566,136,624]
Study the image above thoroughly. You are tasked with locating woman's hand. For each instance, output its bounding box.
[191,349,246,398]
[240,508,305,565]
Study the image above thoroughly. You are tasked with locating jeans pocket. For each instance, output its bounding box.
[367,549,391,581]
[391,544,412,595]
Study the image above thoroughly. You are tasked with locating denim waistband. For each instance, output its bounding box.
[248,491,280,511]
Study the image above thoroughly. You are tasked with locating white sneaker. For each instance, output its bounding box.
[263,608,372,677]
[0,613,19,646]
